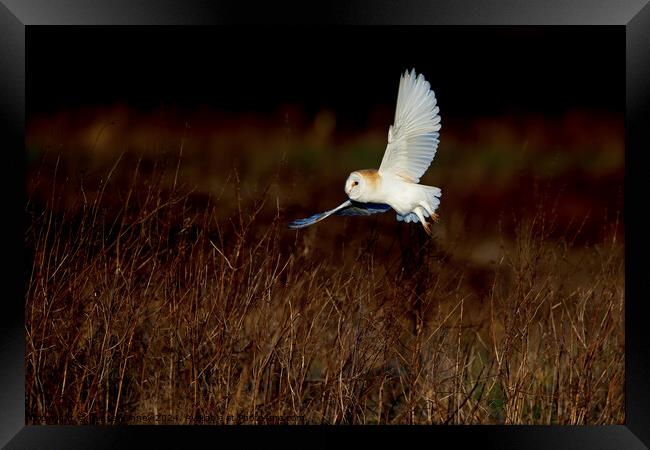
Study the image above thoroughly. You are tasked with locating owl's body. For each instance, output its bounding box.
[346,169,442,233]
[289,69,443,235]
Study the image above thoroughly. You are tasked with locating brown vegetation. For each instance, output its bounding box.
[25,161,623,425]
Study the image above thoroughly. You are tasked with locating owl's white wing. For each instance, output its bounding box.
[378,69,441,184]
[288,200,390,229]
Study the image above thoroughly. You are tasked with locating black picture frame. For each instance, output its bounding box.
[1,1,649,448]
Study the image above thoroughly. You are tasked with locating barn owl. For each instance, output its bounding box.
[288,69,442,235]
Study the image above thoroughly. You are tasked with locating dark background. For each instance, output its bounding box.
[25,25,626,245]
[27,26,624,122]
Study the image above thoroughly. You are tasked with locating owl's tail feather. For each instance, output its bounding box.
[396,185,442,225]
[419,185,441,216]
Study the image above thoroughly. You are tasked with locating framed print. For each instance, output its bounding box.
[1,1,649,448]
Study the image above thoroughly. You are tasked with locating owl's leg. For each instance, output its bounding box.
[414,207,432,236]
[419,200,440,223]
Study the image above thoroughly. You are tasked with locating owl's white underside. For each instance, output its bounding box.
[350,170,441,223]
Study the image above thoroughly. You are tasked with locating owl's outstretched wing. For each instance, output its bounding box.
[288,200,391,229]
[336,201,391,217]
[378,69,441,184]
[288,200,353,229]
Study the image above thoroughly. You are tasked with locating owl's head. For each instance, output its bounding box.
[344,172,365,200]
[346,170,382,201]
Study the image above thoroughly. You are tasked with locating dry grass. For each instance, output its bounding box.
[25,150,624,425]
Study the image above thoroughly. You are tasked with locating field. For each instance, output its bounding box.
[25,106,624,424]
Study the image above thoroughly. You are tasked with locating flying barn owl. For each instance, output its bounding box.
[289,69,442,235]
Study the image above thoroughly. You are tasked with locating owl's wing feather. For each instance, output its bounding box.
[288,200,352,229]
[335,201,391,216]
[378,69,441,184]
[288,200,390,229]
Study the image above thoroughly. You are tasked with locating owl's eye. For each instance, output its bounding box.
[353,181,358,187]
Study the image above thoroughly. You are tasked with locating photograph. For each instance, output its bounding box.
[24,26,624,425]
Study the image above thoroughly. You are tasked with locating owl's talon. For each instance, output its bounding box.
[422,221,433,236]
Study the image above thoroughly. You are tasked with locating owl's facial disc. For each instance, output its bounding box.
[345,172,363,200]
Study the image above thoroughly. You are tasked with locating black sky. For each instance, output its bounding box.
[27,26,624,122]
